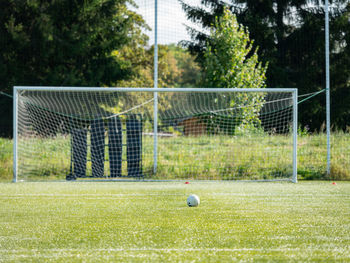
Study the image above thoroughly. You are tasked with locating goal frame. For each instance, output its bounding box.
[13,86,298,183]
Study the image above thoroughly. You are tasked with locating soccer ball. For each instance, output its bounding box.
[187,194,200,207]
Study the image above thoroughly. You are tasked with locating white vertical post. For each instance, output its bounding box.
[153,0,158,174]
[325,0,331,175]
[13,87,18,183]
[293,89,298,183]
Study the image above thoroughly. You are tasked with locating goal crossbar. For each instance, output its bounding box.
[14,86,297,93]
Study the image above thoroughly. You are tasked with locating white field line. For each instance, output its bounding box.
[0,248,349,253]
[0,193,349,198]
[0,193,183,197]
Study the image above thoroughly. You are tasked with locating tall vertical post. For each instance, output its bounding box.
[325,0,331,175]
[153,0,158,174]
[293,89,298,183]
[13,87,18,183]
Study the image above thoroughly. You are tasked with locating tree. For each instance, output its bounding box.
[115,44,202,122]
[180,0,350,130]
[168,44,202,87]
[0,0,147,136]
[117,43,201,88]
[329,3,350,128]
[202,9,267,132]
[203,9,267,89]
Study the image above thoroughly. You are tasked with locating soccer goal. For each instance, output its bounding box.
[13,87,297,182]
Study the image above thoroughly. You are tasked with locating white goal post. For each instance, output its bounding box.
[13,86,297,183]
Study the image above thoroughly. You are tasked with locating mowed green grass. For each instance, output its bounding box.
[0,181,349,262]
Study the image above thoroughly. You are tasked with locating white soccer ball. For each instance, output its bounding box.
[187,194,200,207]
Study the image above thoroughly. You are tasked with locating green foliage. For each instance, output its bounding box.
[168,44,202,87]
[0,0,144,87]
[329,3,350,128]
[116,44,202,126]
[117,44,202,88]
[180,0,350,131]
[0,0,148,136]
[202,9,267,130]
[203,10,267,90]
[298,125,310,137]
[235,123,265,137]
[0,138,12,180]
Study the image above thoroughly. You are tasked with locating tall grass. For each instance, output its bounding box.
[298,132,350,180]
[0,138,12,181]
[152,135,293,180]
[0,132,349,181]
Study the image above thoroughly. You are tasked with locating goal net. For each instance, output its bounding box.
[13,87,297,182]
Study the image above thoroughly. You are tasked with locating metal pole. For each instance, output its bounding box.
[325,0,331,175]
[13,87,18,183]
[293,89,298,183]
[153,0,158,174]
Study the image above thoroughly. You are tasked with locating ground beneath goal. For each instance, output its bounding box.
[0,181,349,262]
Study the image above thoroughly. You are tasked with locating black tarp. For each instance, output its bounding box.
[108,116,122,177]
[91,119,105,177]
[126,115,142,177]
[72,128,87,178]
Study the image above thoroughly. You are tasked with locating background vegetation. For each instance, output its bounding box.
[1,0,350,136]
[180,0,350,131]
[1,132,349,182]
[0,0,349,180]
[202,9,267,130]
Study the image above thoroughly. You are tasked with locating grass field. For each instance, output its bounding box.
[0,181,349,262]
[1,132,350,182]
